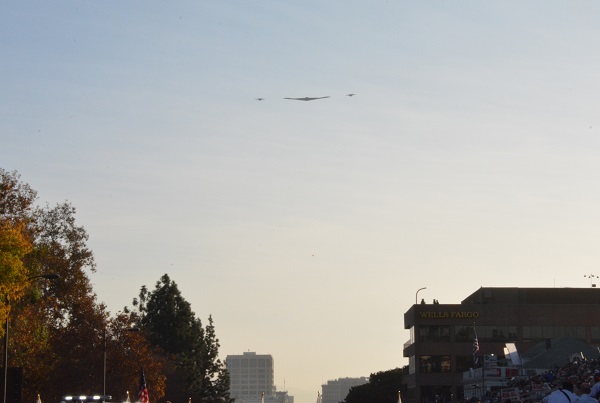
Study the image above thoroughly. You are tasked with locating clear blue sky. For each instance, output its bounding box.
[3,2,600,402]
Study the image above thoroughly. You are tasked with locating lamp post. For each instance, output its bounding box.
[415,287,427,305]
[3,274,59,403]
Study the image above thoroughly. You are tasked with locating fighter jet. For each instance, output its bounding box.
[256,98,264,101]
[346,93,356,97]
[284,96,330,101]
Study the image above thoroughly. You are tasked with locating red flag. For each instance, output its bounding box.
[137,368,149,403]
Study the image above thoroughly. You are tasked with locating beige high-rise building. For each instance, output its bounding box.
[321,377,368,403]
[226,352,276,403]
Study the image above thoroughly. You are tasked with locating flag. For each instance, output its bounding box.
[137,368,149,403]
[473,328,480,367]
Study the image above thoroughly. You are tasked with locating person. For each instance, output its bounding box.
[577,383,597,403]
[589,373,600,399]
[542,381,579,403]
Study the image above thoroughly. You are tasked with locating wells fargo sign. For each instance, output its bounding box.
[418,311,480,319]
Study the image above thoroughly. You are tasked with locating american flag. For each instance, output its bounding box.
[137,368,149,403]
[473,329,480,367]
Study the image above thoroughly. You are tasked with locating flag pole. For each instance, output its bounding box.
[473,322,482,400]
[475,322,485,400]
[137,368,149,403]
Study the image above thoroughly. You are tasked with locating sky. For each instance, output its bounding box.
[3,1,600,402]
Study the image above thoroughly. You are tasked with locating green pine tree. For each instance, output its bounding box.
[134,274,232,403]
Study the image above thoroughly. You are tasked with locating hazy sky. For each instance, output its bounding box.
[3,2,600,402]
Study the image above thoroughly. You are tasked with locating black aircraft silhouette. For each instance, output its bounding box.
[284,96,330,101]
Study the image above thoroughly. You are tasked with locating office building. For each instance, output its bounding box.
[275,391,294,403]
[226,352,276,403]
[321,377,368,403]
[402,287,600,403]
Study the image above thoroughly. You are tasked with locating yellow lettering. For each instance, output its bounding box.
[419,311,479,319]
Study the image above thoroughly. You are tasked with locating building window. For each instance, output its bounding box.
[523,326,543,339]
[409,356,416,375]
[480,326,518,341]
[564,326,585,339]
[455,325,475,342]
[523,326,585,340]
[456,325,517,342]
[419,355,451,373]
[419,325,451,342]
[592,327,600,342]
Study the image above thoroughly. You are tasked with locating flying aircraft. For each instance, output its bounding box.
[346,93,356,97]
[284,96,330,101]
[256,98,264,101]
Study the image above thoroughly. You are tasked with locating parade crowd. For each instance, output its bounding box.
[481,357,600,403]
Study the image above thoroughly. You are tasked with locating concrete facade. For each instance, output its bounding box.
[226,352,276,403]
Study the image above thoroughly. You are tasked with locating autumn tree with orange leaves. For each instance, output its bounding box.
[0,169,171,403]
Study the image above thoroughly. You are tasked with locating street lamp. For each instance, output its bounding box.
[415,287,427,305]
[3,274,59,403]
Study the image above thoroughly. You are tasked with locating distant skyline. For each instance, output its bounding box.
[3,2,600,403]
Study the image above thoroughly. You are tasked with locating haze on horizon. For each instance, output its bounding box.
[3,2,600,402]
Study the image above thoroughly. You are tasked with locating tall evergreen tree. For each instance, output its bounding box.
[133,274,232,403]
[200,316,231,403]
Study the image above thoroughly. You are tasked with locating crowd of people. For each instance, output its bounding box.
[481,357,600,403]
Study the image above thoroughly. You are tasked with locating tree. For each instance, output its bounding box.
[0,169,37,223]
[0,220,32,330]
[0,169,36,334]
[23,204,171,401]
[136,274,200,355]
[132,274,232,403]
[343,368,405,403]
[17,200,106,402]
[0,168,170,403]
[200,316,231,403]
[103,312,171,402]
[0,169,103,401]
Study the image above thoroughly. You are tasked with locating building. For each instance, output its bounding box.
[275,391,294,403]
[321,377,368,403]
[226,352,276,403]
[402,287,600,403]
